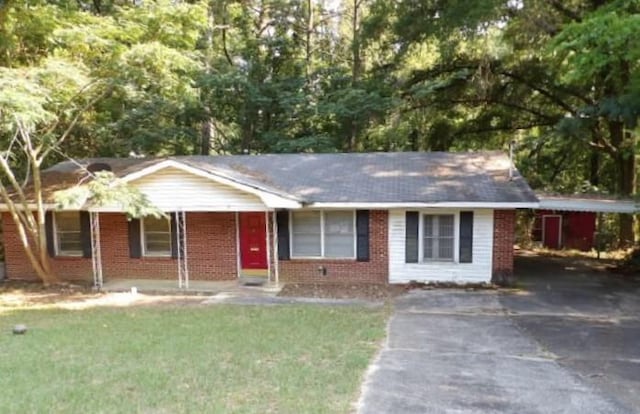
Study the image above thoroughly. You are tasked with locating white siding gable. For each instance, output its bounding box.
[389,209,494,284]
[129,167,267,211]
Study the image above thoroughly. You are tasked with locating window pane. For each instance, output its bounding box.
[292,234,321,256]
[145,217,170,232]
[438,215,454,237]
[324,211,354,257]
[325,234,354,257]
[56,212,80,231]
[55,212,81,254]
[291,211,321,256]
[423,215,434,237]
[292,211,321,233]
[143,217,171,255]
[59,233,82,253]
[423,214,454,261]
[146,238,171,253]
[438,237,454,259]
[324,211,353,234]
[423,237,433,259]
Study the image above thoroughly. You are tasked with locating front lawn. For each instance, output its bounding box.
[0,305,386,413]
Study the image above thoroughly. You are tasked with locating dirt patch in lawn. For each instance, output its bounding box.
[278,283,409,300]
[0,280,203,311]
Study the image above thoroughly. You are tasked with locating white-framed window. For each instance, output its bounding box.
[142,216,172,257]
[54,211,82,256]
[290,210,355,258]
[422,214,455,262]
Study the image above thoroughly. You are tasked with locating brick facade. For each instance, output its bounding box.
[3,213,94,281]
[492,209,516,285]
[2,212,238,282]
[3,209,515,285]
[278,210,389,284]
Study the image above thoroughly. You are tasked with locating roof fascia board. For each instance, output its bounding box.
[0,203,58,211]
[304,202,540,209]
[120,159,301,209]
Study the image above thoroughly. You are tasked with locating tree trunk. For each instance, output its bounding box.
[0,0,12,66]
[305,0,313,82]
[348,0,362,151]
[589,149,599,186]
[200,118,212,155]
[617,149,636,246]
[31,157,58,285]
[609,120,636,246]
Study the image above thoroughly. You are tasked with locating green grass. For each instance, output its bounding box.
[0,305,387,414]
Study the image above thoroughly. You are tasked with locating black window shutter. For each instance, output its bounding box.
[128,218,142,259]
[356,210,370,262]
[80,211,92,258]
[405,211,419,263]
[170,213,179,259]
[459,211,474,263]
[45,211,55,257]
[276,211,290,260]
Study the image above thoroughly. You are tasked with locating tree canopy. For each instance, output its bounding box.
[0,0,638,242]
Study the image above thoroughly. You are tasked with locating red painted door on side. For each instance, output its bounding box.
[543,216,561,249]
[239,212,268,269]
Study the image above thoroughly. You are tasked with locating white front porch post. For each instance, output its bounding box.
[90,211,103,289]
[176,210,189,289]
[272,210,279,284]
[265,211,272,283]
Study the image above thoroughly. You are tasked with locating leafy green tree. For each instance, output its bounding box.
[364,0,640,243]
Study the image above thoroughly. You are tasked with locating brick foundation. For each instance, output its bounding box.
[492,209,516,285]
[278,210,389,284]
[2,212,238,282]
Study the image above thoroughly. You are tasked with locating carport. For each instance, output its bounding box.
[532,194,638,251]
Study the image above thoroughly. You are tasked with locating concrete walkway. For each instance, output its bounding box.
[102,278,282,296]
[102,278,381,307]
[357,289,627,414]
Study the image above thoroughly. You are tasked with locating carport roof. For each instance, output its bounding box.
[537,194,638,213]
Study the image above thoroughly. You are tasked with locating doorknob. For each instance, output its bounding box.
[250,247,260,252]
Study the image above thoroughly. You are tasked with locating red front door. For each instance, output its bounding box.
[543,215,561,249]
[239,212,268,269]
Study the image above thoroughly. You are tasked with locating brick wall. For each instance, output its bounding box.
[278,210,389,284]
[492,209,516,285]
[2,212,238,282]
[3,213,93,281]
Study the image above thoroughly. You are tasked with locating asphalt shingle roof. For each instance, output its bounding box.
[41,151,537,205]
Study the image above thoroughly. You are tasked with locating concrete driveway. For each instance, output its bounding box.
[502,253,640,412]
[358,253,639,413]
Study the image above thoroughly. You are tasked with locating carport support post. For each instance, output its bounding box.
[596,212,604,260]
